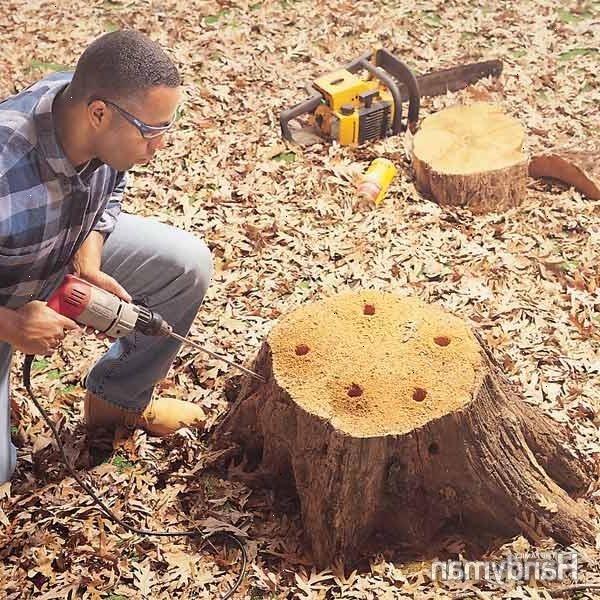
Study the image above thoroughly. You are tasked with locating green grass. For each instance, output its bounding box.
[32,358,49,371]
[112,454,135,473]
[558,47,599,61]
[204,9,229,25]
[558,260,580,273]
[273,151,296,164]
[556,7,596,23]
[203,474,219,496]
[423,11,442,27]
[29,59,72,72]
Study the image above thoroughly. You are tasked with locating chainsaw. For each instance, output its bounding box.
[280,48,502,146]
[47,274,265,381]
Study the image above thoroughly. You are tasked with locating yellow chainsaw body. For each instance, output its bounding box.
[310,69,395,145]
[280,49,424,146]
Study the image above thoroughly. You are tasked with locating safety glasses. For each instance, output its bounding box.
[92,97,176,139]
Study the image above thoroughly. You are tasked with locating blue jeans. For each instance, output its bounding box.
[0,213,213,483]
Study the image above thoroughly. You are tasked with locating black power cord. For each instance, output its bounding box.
[22,354,247,599]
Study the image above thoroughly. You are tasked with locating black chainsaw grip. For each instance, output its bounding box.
[280,91,323,143]
[375,49,421,132]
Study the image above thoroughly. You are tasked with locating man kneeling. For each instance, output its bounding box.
[0,30,211,484]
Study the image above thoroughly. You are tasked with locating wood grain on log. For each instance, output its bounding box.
[412,103,529,214]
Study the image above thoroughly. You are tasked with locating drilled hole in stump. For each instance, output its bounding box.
[295,344,310,356]
[347,384,363,397]
[413,388,427,402]
[428,442,439,455]
[434,336,451,347]
[363,304,376,316]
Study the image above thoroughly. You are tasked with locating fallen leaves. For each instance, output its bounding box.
[133,561,154,597]
[0,0,599,598]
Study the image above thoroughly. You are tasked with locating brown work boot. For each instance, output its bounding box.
[84,392,205,436]
[138,396,206,436]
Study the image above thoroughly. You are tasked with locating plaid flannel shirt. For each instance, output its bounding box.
[0,71,126,309]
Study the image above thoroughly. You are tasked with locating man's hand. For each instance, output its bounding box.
[78,270,131,341]
[12,301,80,355]
[72,230,131,340]
[72,231,132,302]
[78,269,132,303]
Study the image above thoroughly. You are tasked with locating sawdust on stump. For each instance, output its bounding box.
[412,102,529,213]
[529,145,600,200]
[215,291,594,568]
[267,292,481,437]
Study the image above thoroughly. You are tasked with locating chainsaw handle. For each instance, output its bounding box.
[347,50,420,134]
[374,49,420,132]
[280,90,323,143]
[344,51,373,73]
[354,58,406,135]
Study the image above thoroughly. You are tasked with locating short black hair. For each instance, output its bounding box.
[70,30,180,102]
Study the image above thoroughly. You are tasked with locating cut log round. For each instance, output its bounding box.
[412,102,529,214]
[215,291,593,568]
[529,146,600,200]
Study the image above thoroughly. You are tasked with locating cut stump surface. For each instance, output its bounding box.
[215,291,593,567]
[412,102,529,213]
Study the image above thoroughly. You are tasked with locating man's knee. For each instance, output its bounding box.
[168,233,213,300]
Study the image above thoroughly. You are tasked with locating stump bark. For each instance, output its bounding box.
[412,102,529,214]
[215,291,594,568]
[529,145,600,200]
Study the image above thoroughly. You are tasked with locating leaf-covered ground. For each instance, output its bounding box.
[1,0,599,598]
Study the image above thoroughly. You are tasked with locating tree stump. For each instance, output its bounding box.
[529,145,600,200]
[412,102,529,214]
[215,291,594,568]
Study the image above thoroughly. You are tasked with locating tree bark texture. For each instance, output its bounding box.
[215,292,594,568]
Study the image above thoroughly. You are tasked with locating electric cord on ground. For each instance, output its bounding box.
[21,354,247,600]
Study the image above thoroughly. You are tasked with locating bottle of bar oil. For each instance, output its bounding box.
[356,158,397,206]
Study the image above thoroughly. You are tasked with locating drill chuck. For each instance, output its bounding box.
[134,306,171,336]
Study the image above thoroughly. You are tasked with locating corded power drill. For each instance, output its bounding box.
[20,272,252,599]
[46,274,264,381]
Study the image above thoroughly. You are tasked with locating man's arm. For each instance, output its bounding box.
[0,166,77,353]
[93,170,126,237]
[0,306,20,345]
[72,171,131,302]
